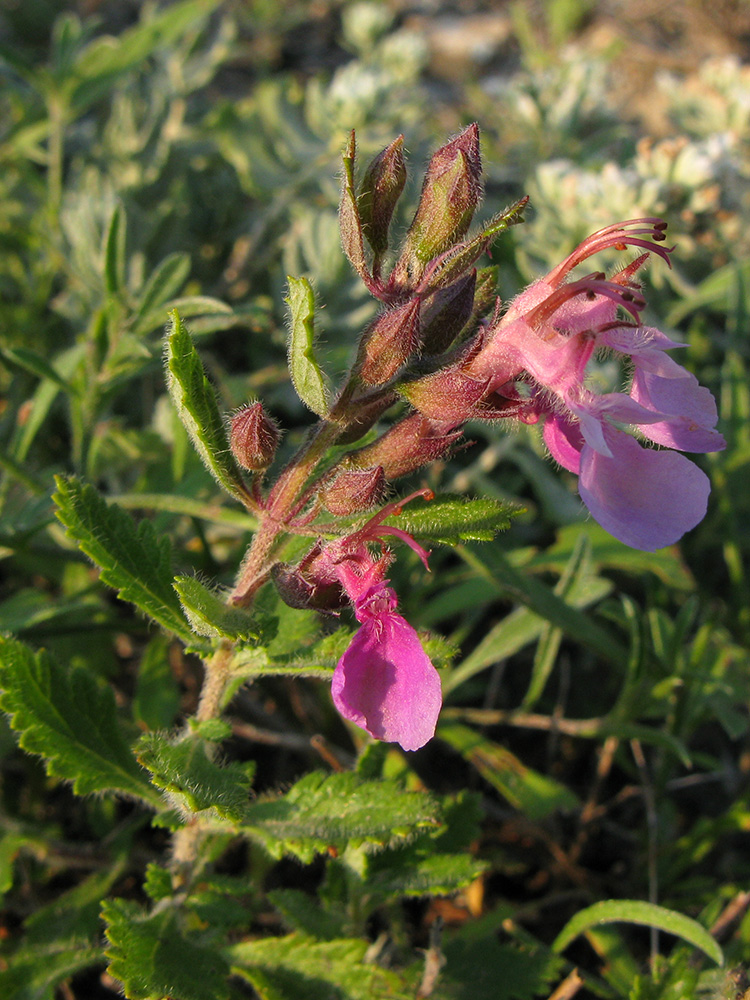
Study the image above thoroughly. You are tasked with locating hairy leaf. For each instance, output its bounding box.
[165,310,250,502]
[285,276,330,417]
[230,934,418,1000]
[384,493,519,544]
[0,638,159,805]
[241,771,440,863]
[103,899,230,1000]
[53,476,192,641]
[174,575,277,643]
[135,732,255,821]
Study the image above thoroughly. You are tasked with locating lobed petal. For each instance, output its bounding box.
[578,428,710,551]
[331,613,442,752]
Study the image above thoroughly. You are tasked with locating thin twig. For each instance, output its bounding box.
[546,969,584,1000]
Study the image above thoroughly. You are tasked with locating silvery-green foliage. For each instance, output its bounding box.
[658,55,750,137]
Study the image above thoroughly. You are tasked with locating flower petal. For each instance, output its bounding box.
[331,613,442,752]
[578,428,711,550]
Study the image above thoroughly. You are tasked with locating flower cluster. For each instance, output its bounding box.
[230,127,724,751]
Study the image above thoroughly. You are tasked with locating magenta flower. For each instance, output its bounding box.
[466,220,725,550]
[318,492,442,751]
[331,567,442,752]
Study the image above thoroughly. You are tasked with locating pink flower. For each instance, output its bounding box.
[331,570,441,752]
[321,492,442,750]
[467,220,725,550]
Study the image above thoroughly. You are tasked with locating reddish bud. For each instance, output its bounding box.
[322,465,387,516]
[358,135,407,259]
[420,271,476,355]
[335,391,396,445]
[357,297,421,386]
[348,412,462,480]
[272,556,346,612]
[395,124,482,285]
[229,402,280,471]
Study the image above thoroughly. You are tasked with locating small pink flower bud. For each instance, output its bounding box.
[349,413,462,480]
[358,135,407,260]
[322,465,387,516]
[357,297,421,386]
[394,124,482,285]
[229,402,280,471]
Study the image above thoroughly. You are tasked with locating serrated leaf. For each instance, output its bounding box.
[383,494,519,544]
[230,934,417,1000]
[53,476,192,641]
[0,637,159,805]
[173,575,276,642]
[552,899,723,966]
[103,899,230,1000]
[437,912,563,1000]
[285,276,330,417]
[241,771,440,863]
[165,310,250,502]
[438,724,579,820]
[135,732,255,822]
[368,851,487,898]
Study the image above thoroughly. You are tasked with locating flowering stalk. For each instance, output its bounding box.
[180,126,723,758]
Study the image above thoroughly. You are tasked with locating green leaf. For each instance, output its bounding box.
[103,899,230,1000]
[241,771,440,863]
[268,889,347,941]
[384,494,519,544]
[173,575,277,643]
[0,345,74,393]
[135,252,191,319]
[285,276,330,417]
[230,934,417,1000]
[165,309,250,502]
[439,911,563,1000]
[438,724,579,820]
[0,637,159,805]
[552,899,723,966]
[339,132,369,283]
[103,202,125,296]
[135,732,255,822]
[456,543,628,670]
[0,940,104,1000]
[368,851,488,898]
[53,476,192,641]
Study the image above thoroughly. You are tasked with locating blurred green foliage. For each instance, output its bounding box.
[1,2,749,1000]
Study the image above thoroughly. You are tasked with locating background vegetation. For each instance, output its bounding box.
[1,1,749,998]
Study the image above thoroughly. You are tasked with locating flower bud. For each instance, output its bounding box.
[358,135,407,259]
[272,559,346,612]
[357,297,420,386]
[395,124,482,285]
[229,402,280,471]
[322,465,386,516]
[348,413,462,480]
[420,271,476,355]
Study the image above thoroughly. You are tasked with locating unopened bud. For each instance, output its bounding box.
[420,271,476,355]
[272,560,346,612]
[349,412,462,480]
[396,124,482,284]
[358,297,420,386]
[358,135,407,260]
[229,402,280,471]
[322,465,386,516]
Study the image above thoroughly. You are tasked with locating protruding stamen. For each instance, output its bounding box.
[546,219,673,285]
